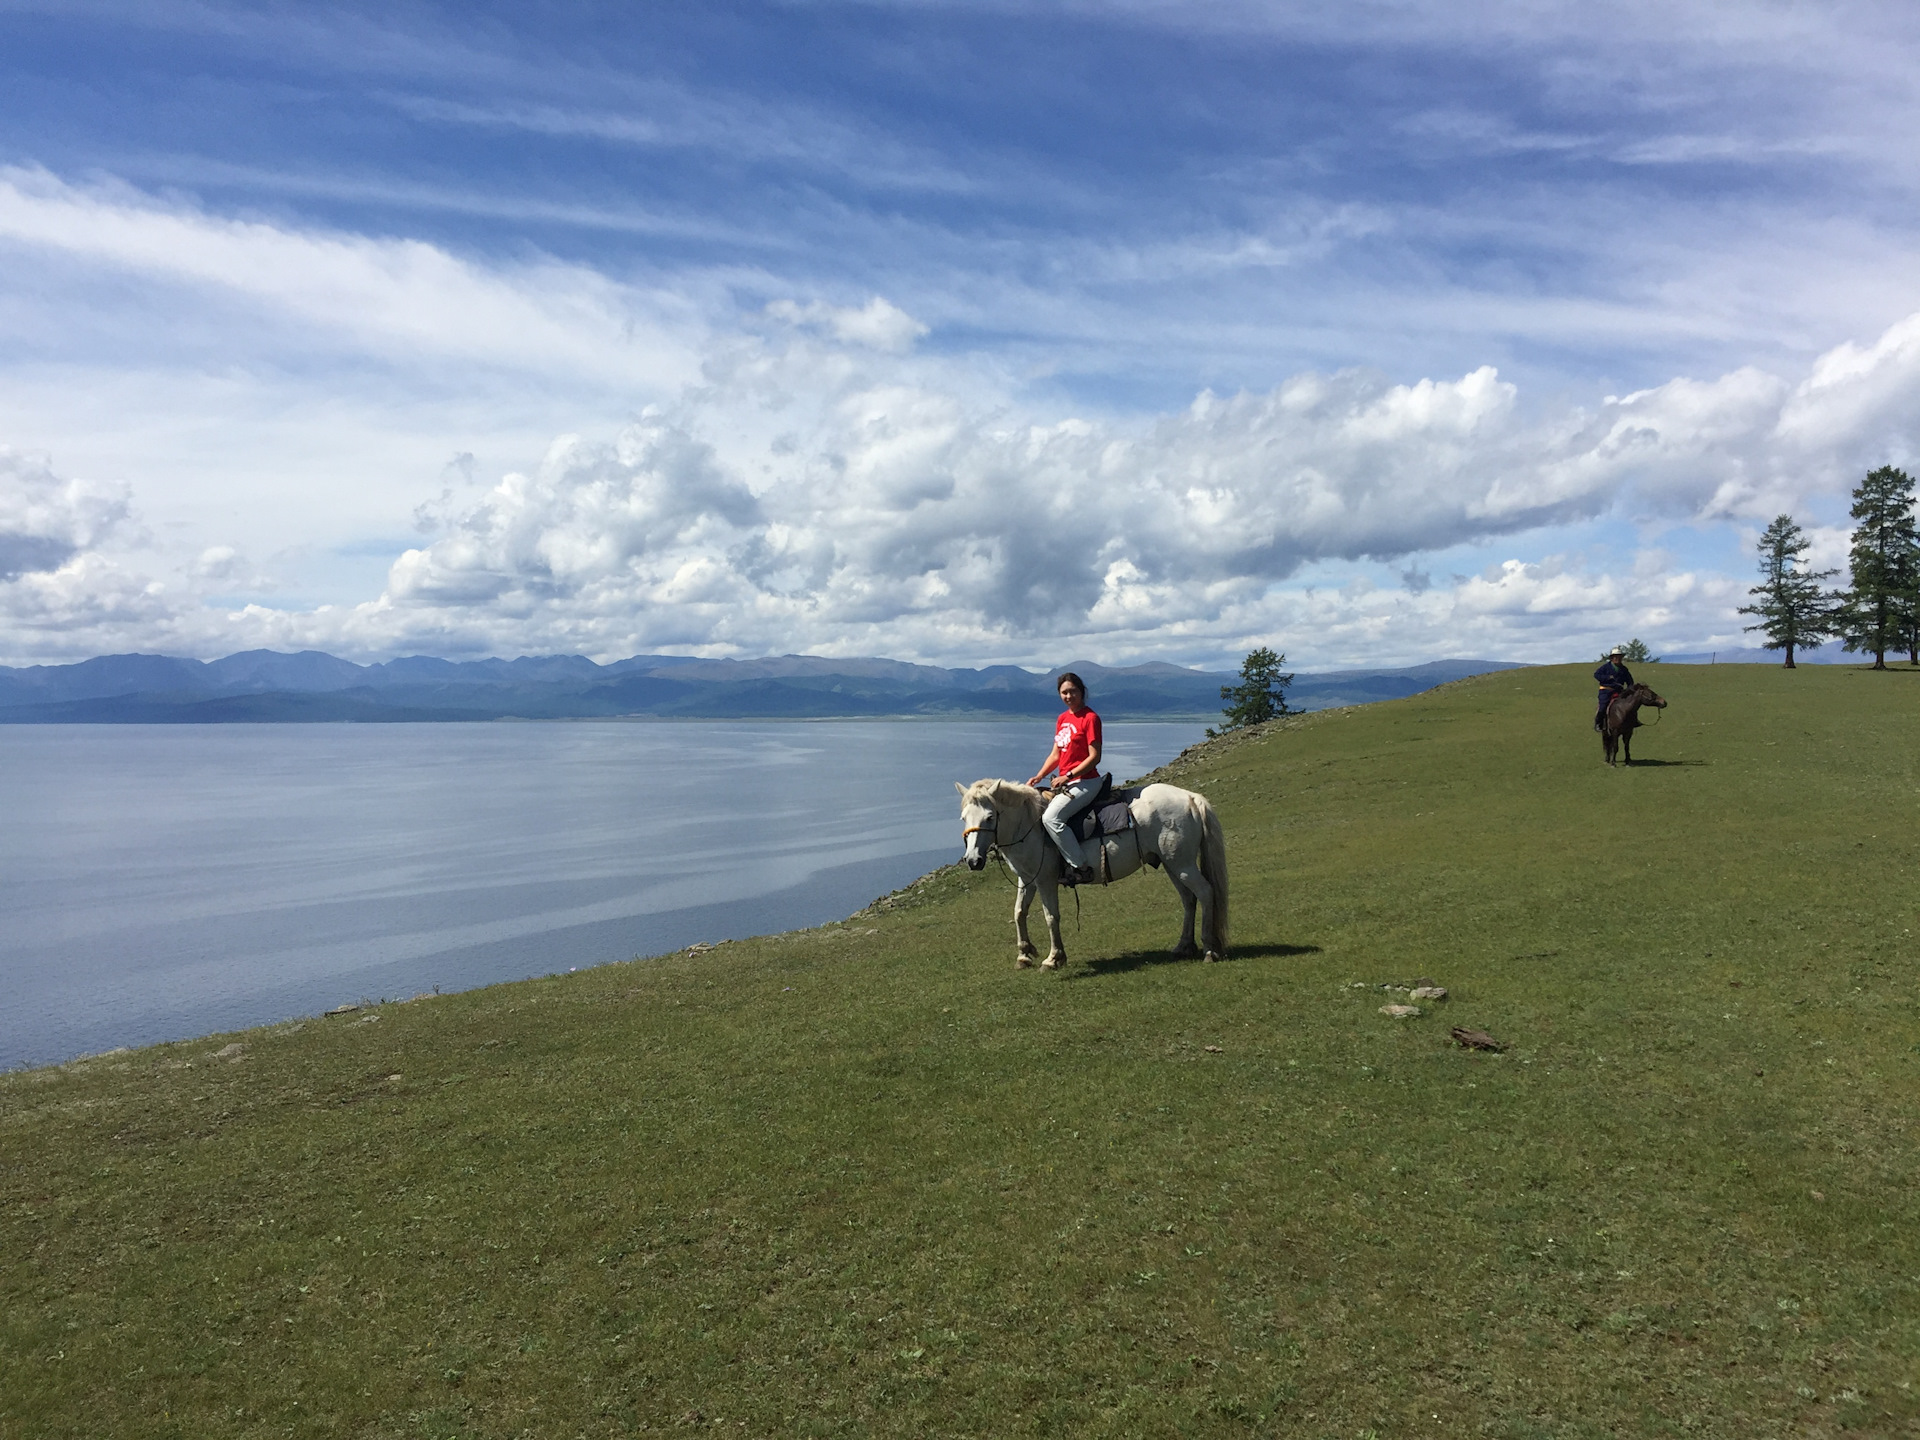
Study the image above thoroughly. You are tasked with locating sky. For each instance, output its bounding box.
[2,0,1920,671]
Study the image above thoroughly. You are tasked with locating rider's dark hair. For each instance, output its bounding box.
[1056,671,1087,694]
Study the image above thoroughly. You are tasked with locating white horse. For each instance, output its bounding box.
[956,778,1229,969]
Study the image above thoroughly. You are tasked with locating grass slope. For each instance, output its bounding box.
[4,663,1917,1438]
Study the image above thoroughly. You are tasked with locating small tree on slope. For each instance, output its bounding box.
[1209,646,1294,737]
[1836,466,1920,670]
[1737,514,1837,668]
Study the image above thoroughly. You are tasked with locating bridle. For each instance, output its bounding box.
[1607,686,1666,732]
[962,805,1038,852]
[962,799,1085,919]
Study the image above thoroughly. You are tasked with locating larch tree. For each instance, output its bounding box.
[1208,646,1294,737]
[1836,466,1920,670]
[1737,514,1837,668]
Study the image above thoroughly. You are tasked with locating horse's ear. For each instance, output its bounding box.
[954,780,967,796]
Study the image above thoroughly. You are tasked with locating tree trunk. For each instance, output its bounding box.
[1784,643,1796,668]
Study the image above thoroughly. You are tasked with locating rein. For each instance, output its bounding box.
[964,802,1068,919]
[1605,690,1666,735]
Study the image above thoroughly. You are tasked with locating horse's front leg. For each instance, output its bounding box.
[1013,878,1038,967]
[1036,881,1068,970]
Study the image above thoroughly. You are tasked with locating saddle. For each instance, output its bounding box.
[1065,773,1142,843]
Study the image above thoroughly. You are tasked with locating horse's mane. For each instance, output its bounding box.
[962,778,1044,818]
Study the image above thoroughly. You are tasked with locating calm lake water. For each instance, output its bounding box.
[0,719,1208,1069]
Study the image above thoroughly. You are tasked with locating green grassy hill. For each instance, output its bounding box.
[5,663,1918,1438]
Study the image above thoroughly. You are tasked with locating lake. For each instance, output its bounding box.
[0,718,1209,1069]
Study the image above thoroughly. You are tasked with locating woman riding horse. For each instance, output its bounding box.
[1027,672,1103,886]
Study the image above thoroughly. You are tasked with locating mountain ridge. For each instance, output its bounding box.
[0,650,1526,723]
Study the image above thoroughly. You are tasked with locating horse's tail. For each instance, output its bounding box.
[1191,792,1230,955]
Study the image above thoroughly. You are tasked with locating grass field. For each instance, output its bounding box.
[4,662,1918,1439]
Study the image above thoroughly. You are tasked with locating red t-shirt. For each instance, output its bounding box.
[1052,707,1102,781]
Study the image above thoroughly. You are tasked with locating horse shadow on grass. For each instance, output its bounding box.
[1620,758,1707,767]
[1066,941,1320,980]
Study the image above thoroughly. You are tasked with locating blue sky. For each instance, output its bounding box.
[2,0,1919,667]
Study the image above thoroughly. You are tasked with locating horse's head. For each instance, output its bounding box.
[956,778,1042,870]
[956,780,998,871]
[1634,684,1667,709]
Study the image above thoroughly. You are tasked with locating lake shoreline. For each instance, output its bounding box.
[1,718,1215,1069]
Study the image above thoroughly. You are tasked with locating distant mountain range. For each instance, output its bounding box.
[0,650,1526,724]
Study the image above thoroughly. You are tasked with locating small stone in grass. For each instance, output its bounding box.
[1204,1044,1222,1053]
[1410,986,1448,1001]
[1380,1004,1421,1018]
[1450,1026,1506,1051]
[213,1042,246,1059]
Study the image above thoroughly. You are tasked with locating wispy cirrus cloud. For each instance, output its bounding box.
[0,166,703,383]
[388,92,985,196]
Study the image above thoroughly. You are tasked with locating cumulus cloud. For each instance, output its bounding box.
[5,304,1919,668]
[0,449,130,582]
[266,306,1917,662]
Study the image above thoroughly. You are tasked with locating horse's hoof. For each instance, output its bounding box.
[1204,951,1221,964]
[1040,956,1062,970]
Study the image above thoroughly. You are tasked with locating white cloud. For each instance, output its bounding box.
[283,313,1920,658]
[0,552,188,658]
[0,165,701,385]
[0,448,130,582]
[6,293,1919,669]
[766,297,929,352]
[392,91,980,196]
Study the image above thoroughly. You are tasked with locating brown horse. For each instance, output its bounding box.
[1601,683,1666,766]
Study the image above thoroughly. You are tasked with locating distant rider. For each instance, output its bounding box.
[1028,672,1103,886]
[1594,645,1636,733]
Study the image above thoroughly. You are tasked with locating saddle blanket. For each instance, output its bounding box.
[1069,787,1141,843]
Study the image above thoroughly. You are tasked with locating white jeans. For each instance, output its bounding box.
[1042,776,1103,870]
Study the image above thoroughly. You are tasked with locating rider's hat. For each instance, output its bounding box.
[1609,645,1625,656]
